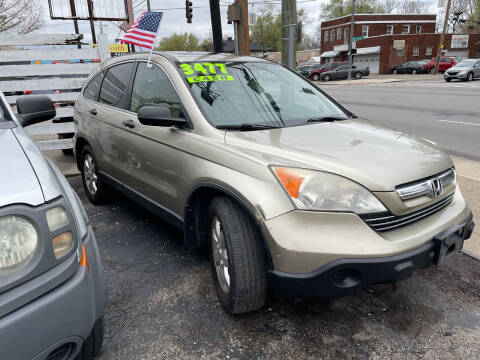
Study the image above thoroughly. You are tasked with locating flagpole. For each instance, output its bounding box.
[147,13,163,68]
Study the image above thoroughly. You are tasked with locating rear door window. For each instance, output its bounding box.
[84,72,104,102]
[99,62,135,108]
[129,62,183,117]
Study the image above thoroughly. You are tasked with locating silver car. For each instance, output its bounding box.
[0,93,104,359]
[444,58,480,82]
[74,52,474,315]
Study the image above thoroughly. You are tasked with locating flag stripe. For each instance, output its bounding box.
[121,38,155,48]
[122,34,154,45]
[126,29,156,37]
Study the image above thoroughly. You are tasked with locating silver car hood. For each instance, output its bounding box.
[224,118,453,191]
[0,128,44,207]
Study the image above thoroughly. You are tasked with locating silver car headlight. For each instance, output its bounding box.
[272,167,387,213]
[0,216,38,276]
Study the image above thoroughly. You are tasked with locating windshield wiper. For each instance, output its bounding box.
[305,115,350,123]
[216,123,282,131]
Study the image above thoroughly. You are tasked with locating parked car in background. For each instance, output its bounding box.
[426,57,456,73]
[0,93,104,359]
[309,61,347,81]
[444,58,480,82]
[390,61,429,74]
[321,64,370,81]
[295,64,318,77]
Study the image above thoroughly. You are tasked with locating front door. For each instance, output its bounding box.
[117,61,188,218]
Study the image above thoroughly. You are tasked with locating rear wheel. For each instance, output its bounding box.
[312,73,320,81]
[393,69,398,74]
[208,196,267,314]
[323,74,331,81]
[354,72,362,80]
[80,145,109,204]
[412,69,418,74]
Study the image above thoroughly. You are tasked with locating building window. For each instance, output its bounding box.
[476,49,480,58]
[426,46,432,56]
[386,25,393,35]
[324,30,328,42]
[413,47,419,56]
[416,25,422,34]
[402,25,410,34]
[344,28,349,44]
[337,28,342,40]
[330,29,335,41]
[361,25,369,37]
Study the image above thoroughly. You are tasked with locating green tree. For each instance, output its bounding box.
[319,0,385,19]
[157,33,201,51]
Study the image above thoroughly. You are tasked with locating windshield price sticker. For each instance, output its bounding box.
[179,62,234,83]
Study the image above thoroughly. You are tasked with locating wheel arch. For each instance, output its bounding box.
[74,135,91,171]
[184,182,273,269]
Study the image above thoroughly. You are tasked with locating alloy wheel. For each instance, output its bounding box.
[84,154,98,195]
[211,216,230,293]
[468,73,473,81]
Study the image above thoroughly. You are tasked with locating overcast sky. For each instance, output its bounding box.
[39,0,325,44]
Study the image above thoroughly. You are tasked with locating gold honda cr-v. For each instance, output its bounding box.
[74,52,475,314]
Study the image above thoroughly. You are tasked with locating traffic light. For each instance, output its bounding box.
[186,1,193,23]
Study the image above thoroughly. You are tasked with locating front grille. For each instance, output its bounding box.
[360,193,454,232]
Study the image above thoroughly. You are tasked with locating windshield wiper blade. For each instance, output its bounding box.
[216,123,282,131]
[306,116,349,123]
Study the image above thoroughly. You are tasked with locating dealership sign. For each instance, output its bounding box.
[451,35,469,48]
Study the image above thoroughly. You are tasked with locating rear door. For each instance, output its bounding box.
[117,61,188,217]
[94,61,136,180]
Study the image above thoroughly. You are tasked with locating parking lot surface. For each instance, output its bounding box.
[68,177,480,360]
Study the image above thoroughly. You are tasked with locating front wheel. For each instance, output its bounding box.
[445,78,452,82]
[208,197,267,314]
[354,72,362,80]
[393,69,398,74]
[312,73,320,81]
[323,74,331,81]
[412,69,418,74]
[467,72,474,82]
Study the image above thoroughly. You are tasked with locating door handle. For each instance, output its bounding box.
[122,119,136,129]
[89,108,97,116]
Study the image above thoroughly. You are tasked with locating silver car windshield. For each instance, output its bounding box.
[177,61,347,128]
[457,60,475,67]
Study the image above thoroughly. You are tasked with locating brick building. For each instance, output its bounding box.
[320,14,480,74]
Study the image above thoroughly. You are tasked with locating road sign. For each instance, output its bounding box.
[352,36,364,41]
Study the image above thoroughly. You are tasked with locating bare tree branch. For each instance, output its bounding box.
[0,0,43,34]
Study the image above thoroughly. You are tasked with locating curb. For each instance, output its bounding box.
[461,249,480,262]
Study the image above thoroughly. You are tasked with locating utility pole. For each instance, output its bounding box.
[146,0,151,11]
[209,0,224,53]
[237,0,250,55]
[434,0,452,74]
[348,0,355,80]
[87,0,97,44]
[68,0,81,49]
[281,0,296,68]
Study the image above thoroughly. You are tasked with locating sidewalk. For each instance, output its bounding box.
[315,73,444,85]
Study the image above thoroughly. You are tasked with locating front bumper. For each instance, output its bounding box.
[444,72,467,79]
[268,213,474,298]
[0,226,104,360]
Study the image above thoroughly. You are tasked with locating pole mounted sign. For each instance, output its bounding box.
[109,44,129,53]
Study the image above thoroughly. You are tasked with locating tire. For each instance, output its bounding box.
[393,69,398,74]
[80,145,109,204]
[312,73,320,81]
[323,74,331,81]
[412,69,418,74]
[76,316,104,360]
[354,72,362,80]
[445,78,452,82]
[467,72,474,82]
[207,196,267,314]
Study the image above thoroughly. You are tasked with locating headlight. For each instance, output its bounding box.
[0,216,38,276]
[272,167,387,213]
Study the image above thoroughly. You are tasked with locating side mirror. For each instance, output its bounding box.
[137,105,187,127]
[16,95,56,127]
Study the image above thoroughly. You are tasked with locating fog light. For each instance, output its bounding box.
[46,207,69,231]
[52,232,73,259]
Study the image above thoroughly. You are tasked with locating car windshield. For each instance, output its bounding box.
[456,60,475,67]
[177,61,347,128]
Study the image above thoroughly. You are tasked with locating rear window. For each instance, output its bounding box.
[99,62,135,108]
[84,72,104,101]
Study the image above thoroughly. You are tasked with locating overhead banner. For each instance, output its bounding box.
[451,35,469,48]
[109,44,129,53]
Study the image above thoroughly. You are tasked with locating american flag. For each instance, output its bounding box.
[120,12,163,49]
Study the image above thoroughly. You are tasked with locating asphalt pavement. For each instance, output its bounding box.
[67,176,480,360]
[320,79,480,162]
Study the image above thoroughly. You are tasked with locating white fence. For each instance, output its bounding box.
[0,34,102,151]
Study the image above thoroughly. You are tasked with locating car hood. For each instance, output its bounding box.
[224,118,453,191]
[0,128,44,207]
[447,65,472,72]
